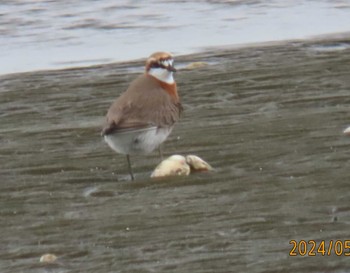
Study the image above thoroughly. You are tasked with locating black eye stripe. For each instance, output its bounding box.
[151,60,173,69]
[151,62,162,68]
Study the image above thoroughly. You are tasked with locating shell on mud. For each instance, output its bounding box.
[344,126,350,136]
[186,155,213,172]
[151,155,190,178]
[39,253,57,263]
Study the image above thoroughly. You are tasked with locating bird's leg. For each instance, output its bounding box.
[126,154,134,180]
[158,145,164,161]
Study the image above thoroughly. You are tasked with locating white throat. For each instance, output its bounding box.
[148,68,174,84]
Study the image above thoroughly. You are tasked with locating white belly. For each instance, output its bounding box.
[104,126,173,155]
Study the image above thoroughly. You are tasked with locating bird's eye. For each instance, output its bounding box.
[152,62,161,68]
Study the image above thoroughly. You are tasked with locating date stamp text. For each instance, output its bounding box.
[289,240,350,256]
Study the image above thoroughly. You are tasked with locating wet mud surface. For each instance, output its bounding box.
[1,37,350,272]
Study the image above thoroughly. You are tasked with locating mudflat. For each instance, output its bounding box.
[1,36,350,272]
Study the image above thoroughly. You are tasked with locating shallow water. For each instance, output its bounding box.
[1,37,350,272]
[1,0,350,74]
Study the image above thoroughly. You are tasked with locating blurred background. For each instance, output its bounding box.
[1,0,350,75]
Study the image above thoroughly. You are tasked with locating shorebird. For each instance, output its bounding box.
[102,52,182,180]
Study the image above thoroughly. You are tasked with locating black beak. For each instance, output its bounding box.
[167,65,177,72]
[157,60,176,72]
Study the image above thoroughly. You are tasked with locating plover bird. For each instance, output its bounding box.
[102,52,182,180]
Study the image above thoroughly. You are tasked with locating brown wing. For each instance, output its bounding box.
[102,74,182,136]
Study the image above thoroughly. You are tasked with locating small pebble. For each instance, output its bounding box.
[185,62,208,70]
[39,253,57,263]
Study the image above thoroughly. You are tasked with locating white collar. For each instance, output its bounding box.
[148,67,174,84]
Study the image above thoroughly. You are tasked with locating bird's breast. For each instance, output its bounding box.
[157,81,179,102]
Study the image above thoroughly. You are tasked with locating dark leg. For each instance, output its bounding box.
[126,154,134,180]
[158,145,164,161]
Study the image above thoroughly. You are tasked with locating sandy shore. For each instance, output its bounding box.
[1,32,350,79]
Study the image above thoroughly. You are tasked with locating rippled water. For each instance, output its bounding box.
[1,0,350,74]
[1,36,350,272]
